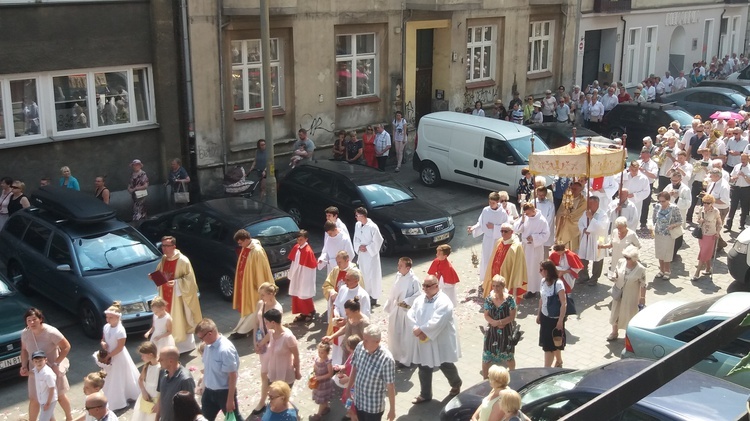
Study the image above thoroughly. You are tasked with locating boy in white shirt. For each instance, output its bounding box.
[32,351,57,421]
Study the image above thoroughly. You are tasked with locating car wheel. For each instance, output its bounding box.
[607,128,625,140]
[286,203,303,226]
[79,300,104,339]
[379,229,395,256]
[420,162,441,187]
[219,273,234,302]
[7,262,32,294]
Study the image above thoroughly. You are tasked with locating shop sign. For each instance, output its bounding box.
[665,10,698,26]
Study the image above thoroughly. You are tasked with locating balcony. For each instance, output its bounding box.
[593,0,631,13]
[405,0,482,11]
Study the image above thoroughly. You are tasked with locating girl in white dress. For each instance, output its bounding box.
[100,301,141,410]
[131,342,161,421]
[144,297,175,351]
[75,371,106,421]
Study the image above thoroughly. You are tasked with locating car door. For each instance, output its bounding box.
[46,232,79,307]
[284,168,335,226]
[477,135,520,192]
[447,127,481,186]
[195,213,233,278]
[165,211,204,268]
[682,92,713,117]
[673,318,750,385]
[619,107,649,142]
[331,177,361,231]
[18,221,53,295]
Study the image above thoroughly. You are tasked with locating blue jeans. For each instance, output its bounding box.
[201,388,241,421]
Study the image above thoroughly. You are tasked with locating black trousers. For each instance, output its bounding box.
[579,259,603,283]
[657,176,671,193]
[418,363,462,400]
[686,180,704,224]
[674,235,684,259]
[376,156,388,171]
[356,409,384,421]
[727,186,750,229]
[640,193,652,228]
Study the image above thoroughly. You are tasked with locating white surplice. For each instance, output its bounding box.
[383,269,422,365]
[577,209,609,261]
[470,206,509,281]
[513,211,550,293]
[534,199,556,247]
[622,170,651,222]
[607,199,640,231]
[407,291,460,368]
[586,176,620,212]
[318,230,355,273]
[353,218,384,300]
[287,242,316,299]
[333,284,371,318]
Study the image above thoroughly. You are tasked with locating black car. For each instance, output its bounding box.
[660,87,745,118]
[137,198,299,301]
[0,186,160,338]
[527,123,602,149]
[600,102,693,148]
[440,359,750,421]
[698,79,750,97]
[278,160,454,255]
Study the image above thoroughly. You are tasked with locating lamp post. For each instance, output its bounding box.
[260,0,277,206]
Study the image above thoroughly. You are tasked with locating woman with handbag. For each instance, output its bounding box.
[250,283,283,416]
[599,216,640,275]
[607,246,646,341]
[651,191,683,279]
[692,194,722,281]
[536,261,566,368]
[481,275,518,377]
[128,159,149,221]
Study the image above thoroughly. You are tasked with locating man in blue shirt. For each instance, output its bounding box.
[196,319,241,421]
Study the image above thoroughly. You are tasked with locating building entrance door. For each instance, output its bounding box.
[415,29,434,125]
[582,30,601,88]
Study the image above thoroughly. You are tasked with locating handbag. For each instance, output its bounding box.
[505,321,523,352]
[610,284,623,301]
[546,281,577,318]
[669,224,683,240]
[174,183,190,204]
[134,189,148,199]
[692,212,704,239]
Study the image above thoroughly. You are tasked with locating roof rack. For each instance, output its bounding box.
[31,186,116,223]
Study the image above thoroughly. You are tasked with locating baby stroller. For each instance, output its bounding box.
[223,166,260,197]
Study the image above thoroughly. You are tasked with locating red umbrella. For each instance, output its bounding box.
[709,110,744,121]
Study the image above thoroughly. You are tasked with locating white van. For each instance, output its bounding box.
[412,112,549,197]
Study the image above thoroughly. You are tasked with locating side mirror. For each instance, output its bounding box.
[352,200,363,207]
[56,264,71,272]
[155,241,162,249]
[732,104,739,109]
[506,159,517,165]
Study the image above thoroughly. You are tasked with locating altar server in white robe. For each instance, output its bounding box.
[607,188,640,231]
[533,186,556,257]
[408,275,462,404]
[353,207,384,305]
[318,220,355,274]
[325,206,350,240]
[577,196,610,286]
[383,257,422,366]
[514,202,550,297]
[468,192,508,284]
[622,161,651,224]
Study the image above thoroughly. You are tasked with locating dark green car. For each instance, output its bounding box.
[0,272,31,378]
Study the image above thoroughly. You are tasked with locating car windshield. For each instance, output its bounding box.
[508,134,549,162]
[665,109,694,127]
[728,92,746,105]
[74,228,160,272]
[245,217,299,247]
[658,296,722,326]
[0,278,12,297]
[359,180,414,208]
[520,369,589,406]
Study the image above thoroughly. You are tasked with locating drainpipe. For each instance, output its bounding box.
[718,9,726,59]
[560,1,568,88]
[571,0,583,86]
[179,0,196,188]
[618,16,627,82]
[217,0,228,174]
[400,4,410,120]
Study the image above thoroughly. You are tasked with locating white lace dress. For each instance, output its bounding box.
[101,322,141,410]
[150,313,176,351]
[131,363,161,421]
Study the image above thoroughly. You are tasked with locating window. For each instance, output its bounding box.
[0,66,156,146]
[466,26,496,82]
[625,28,641,85]
[643,26,657,80]
[22,222,51,254]
[528,21,554,73]
[4,216,29,239]
[48,234,72,267]
[703,19,715,63]
[231,39,282,112]
[730,16,741,57]
[484,137,515,163]
[336,34,377,99]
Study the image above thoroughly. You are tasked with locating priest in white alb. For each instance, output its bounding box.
[533,186,556,257]
[513,202,550,298]
[318,220,354,274]
[353,207,384,306]
[287,230,318,322]
[383,257,422,366]
[577,196,609,286]
[468,191,508,285]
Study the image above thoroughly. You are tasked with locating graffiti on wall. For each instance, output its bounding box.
[404,101,415,126]
[299,113,335,137]
[464,86,499,109]
[197,142,222,161]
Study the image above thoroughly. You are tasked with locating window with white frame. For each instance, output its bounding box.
[528,21,554,73]
[643,26,657,80]
[466,26,496,82]
[626,28,641,86]
[231,39,282,112]
[0,66,155,145]
[731,16,741,56]
[335,33,377,99]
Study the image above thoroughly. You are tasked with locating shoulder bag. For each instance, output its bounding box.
[546,281,577,317]
[174,182,190,204]
[692,211,704,239]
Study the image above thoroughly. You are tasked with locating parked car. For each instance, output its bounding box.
[698,79,750,97]
[600,102,693,149]
[728,226,750,283]
[137,197,299,301]
[527,122,637,162]
[412,112,550,197]
[727,64,750,81]
[439,359,749,421]
[622,293,750,388]
[660,87,745,118]
[0,271,31,378]
[278,160,454,255]
[0,186,160,339]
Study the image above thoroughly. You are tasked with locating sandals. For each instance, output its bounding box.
[292,314,314,324]
[449,385,461,396]
[554,361,563,368]
[412,395,431,404]
[690,276,701,282]
[606,333,619,342]
[655,272,664,278]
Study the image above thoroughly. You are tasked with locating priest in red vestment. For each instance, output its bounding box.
[482,223,527,300]
[288,230,318,322]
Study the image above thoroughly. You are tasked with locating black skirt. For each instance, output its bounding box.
[538,313,565,352]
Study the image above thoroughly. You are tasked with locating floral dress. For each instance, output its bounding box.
[129,169,149,221]
[482,294,517,363]
[312,357,333,404]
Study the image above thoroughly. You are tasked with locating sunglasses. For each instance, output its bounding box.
[499,200,507,203]
[11,186,20,189]
[422,283,437,288]
[500,229,511,233]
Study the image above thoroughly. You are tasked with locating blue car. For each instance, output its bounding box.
[0,272,31,378]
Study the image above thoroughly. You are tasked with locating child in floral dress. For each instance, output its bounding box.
[311,342,334,421]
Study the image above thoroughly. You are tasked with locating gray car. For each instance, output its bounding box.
[0,187,160,339]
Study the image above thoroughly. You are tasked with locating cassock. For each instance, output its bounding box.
[555,194,587,252]
[318,231,354,274]
[586,176,619,212]
[287,242,317,315]
[231,239,274,335]
[333,285,371,319]
[607,199,639,231]
[427,258,460,305]
[622,171,651,222]
[470,205,508,282]
[321,262,362,364]
[407,291,461,368]
[535,199,556,247]
[481,237,527,299]
[353,219,384,300]
[155,251,203,353]
[577,209,609,262]
[549,250,584,293]
[513,211,550,294]
[383,269,422,365]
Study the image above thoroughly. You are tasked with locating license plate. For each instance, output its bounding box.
[434,233,450,242]
[273,270,288,280]
[0,355,21,370]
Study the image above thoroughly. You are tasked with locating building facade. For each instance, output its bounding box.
[576,0,749,89]
[0,0,185,195]
[188,0,577,194]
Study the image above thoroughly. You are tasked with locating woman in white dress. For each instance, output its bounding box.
[145,297,175,351]
[599,216,641,275]
[250,282,284,416]
[100,302,141,410]
[131,342,160,421]
[607,246,647,341]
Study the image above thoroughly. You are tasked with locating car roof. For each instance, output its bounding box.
[706,292,750,317]
[420,111,535,140]
[188,197,294,228]
[700,79,750,87]
[528,123,599,138]
[295,160,395,185]
[611,102,683,111]
[668,86,740,95]
[575,359,749,419]
[15,208,131,238]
